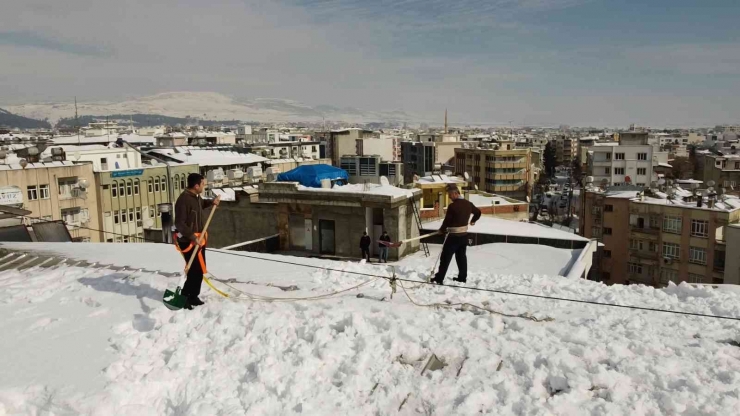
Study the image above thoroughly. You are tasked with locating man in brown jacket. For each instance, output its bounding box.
[431,184,481,285]
[175,173,220,308]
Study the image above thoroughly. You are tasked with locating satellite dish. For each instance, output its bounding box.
[19,158,28,168]
[585,176,594,184]
[464,172,470,181]
[526,195,531,202]
[71,152,81,161]
[707,180,716,187]
[658,178,666,185]
[77,179,89,189]
[379,176,390,186]
[144,218,155,228]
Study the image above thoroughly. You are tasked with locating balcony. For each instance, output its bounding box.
[630,249,659,260]
[630,226,660,236]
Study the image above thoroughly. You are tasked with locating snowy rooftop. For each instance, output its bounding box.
[148,148,268,167]
[415,174,466,185]
[51,133,156,145]
[467,193,520,206]
[422,217,589,242]
[1,242,739,414]
[297,183,416,198]
[0,160,77,170]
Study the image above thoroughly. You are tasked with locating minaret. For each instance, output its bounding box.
[444,109,448,134]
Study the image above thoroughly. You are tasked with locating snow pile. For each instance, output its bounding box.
[297,183,415,198]
[1,244,740,415]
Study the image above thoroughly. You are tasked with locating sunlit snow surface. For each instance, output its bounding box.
[1,242,739,415]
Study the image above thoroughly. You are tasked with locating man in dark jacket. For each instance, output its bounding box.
[432,184,481,285]
[378,231,391,263]
[175,173,220,308]
[360,231,371,261]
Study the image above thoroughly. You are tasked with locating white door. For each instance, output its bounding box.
[304,219,313,251]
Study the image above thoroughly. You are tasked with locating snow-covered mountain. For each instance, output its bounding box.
[3,92,416,125]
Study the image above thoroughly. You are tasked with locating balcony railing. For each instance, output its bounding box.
[631,226,660,235]
[630,249,659,260]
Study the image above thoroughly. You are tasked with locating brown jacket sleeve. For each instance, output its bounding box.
[439,205,453,232]
[175,195,196,242]
[471,203,482,223]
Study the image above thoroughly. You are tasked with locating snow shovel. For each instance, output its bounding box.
[163,203,218,310]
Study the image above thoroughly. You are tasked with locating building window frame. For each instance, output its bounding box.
[39,184,50,199]
[134,179,140,195]
[689,246,707,265]
[615,153,625,160]
[690,219,708,238]
[637,168,647,175]
[663,242,680,259]
[112,181,118,198]
[148,178,153,193]
[26,185,39,201]
[637,153,648,161]
[663,216,682,234]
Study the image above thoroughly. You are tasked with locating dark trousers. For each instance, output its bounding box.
[434,234,468,281]
[361,248,370,261]
[178,240,206,299]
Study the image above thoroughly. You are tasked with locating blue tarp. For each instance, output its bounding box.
[276,164,349,188]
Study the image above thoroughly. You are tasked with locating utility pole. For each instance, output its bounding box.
[75,96,80,146]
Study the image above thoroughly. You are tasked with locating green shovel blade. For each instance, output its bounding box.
[163,286,187,310]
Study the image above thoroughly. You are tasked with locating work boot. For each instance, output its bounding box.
[452,276,467,284]
[189,296,205,306]
[430,276,444,285]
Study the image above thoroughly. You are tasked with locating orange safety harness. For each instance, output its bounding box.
[174,231,208,274]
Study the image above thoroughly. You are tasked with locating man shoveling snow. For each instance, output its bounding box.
[174,173,220,309]
[431,184,481,285]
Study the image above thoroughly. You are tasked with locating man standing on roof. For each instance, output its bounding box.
[175,173,220,309]
[378,231,391,263]
[431,184,481,285]
[359,231,371,262]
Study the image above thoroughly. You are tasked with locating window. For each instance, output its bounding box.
[604,204,613,212]
[603,227,612,235]
[154,178,160,192]
[637,153,648,160]
[161,177,167,192]
[101,157,108,170]
[134,180,140,195]
[121,209,127,223]
[118,182,124,198]
[615,167,625,175]
[39,184,50,199]
[27,185,38,201]
[629,263,643,274]
[690,219,708,237]
[663,242,680,259]
[148,178,153,193]
[174,175,179,190]
[604,167,611,175]
[114,210,120,224]
[603,250,612,258]
[689,246,706,265]
[688,273,704,284]
[107,238,113,243]
[714,250,725,270]
[663,216,682,234]
[649,242,658,253]
[660,269,678,284]
[629,239,638,250]
[112,182,118,197]
[591,227,602,237]
[180,177,186,190]
[128,208,134,222]
[61,208,81,225]
[126,181,133,196]
[135,207,142,221]
[592,206,602,215]
[58,178,77,198]
[637,168,647,175]
[615,153,625,160]
[605,153,612,160]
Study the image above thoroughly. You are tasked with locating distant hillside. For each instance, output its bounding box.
[55,114,242,128]
[4,92,417,124]
[0,108,51,129]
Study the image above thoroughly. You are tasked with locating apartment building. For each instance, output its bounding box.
[454,145,537,200]
[0,159,100,242]
[401,140,462,183]
[325,128,376,166]
[700,154,740,191]
[356,137,400,162]
[581,186,740,286]
[555,135,577,165]
[95,164,198,242]
[339,155,403,186]
[588,140,654,187]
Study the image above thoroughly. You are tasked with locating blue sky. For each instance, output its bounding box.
[0,0,738,126]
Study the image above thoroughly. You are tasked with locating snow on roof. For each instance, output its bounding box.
[415,175,466,185]
[51,133,156,145]
[658,162,673,168]
[298,183,416,198]
[467,193,518,206]
[2,242,739,414]
[422,216,589,242]
[148,148,267,167]
[677,179,703,184]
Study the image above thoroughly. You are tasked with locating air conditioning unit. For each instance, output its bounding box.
[663,257,672,264]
